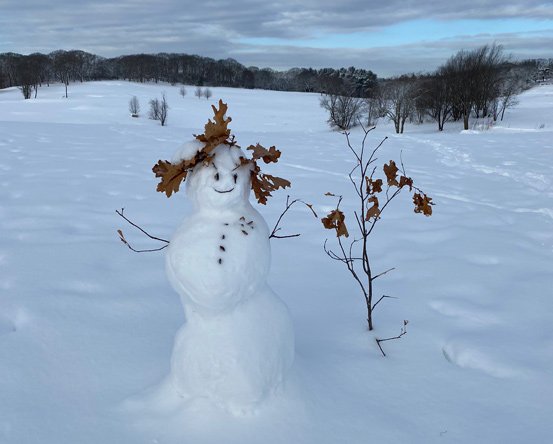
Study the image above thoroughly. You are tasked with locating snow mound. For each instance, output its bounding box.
[442,338,524,379]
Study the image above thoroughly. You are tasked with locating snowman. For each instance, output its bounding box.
[153,101,294,413]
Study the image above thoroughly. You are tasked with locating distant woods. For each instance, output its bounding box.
[0,49,377,98]
[1,47,551,132]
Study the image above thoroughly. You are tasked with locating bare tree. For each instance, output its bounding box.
[204,87,212,100]
[194,86,202,99]
[51,50,77,98]
[496,72,523,121]
[379,76,419,134]
[419,71,454,131]
[149,98,160,120]
[129,96,140,117]
[442,44,505,130]
[15,56,35,99]
[159,92,169,126]
[364,97,380,127]
[148,93,169,125]
[320,91,365,130]
[179,85,186,98]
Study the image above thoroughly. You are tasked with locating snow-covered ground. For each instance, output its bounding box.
[1,81,552,443]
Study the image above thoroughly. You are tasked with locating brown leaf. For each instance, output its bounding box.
[365,177,383,195]
[365,196,380,220]
[383,160,399,186]
[117,229,128,245]
[152,159,188,198]
[195,99,232,143]
[251,166,291,205]
[413,193,434,216]
[399,175,413,190]
[250,174,268,205]
[321,209,349,238]
[247,143,282,164]
[239,156,251,167]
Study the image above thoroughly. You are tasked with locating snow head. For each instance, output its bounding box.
[185,144,252,211]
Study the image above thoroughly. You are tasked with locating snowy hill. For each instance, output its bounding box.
[0,81,552,443]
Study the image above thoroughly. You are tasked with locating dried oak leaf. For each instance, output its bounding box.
[365,195,381,220]
[251,168,291,205]
[399,175,413,190]
[195,100,231,142]
[247,143,282,164]
[413,192,434,216]
[365,177,383,195]
[322,209,349,238]
[153,159,189,198]
[383,160,399,186]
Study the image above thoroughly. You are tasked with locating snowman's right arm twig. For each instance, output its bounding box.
[269,196,318,240]
[116,208,170,253]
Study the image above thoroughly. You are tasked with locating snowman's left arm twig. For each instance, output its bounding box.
[116,208,170,253]
[269,196,318,240]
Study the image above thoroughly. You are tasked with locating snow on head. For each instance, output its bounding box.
[186,144,252,210]
[171,139,204,164]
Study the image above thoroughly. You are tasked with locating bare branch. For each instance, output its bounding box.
[375,320,408,357]
[344,131,362,164]
[269,195,318,240]
[371,267,396,281]
[270,233,301,239]
[116,208,170,244]
[117,229,168,253]
[371,294,398,311]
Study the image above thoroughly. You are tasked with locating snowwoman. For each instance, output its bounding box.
[152,101,294,413]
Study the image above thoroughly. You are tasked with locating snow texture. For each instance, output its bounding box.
[0,81,552,443]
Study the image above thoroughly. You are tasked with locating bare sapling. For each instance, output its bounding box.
[321,124,433,354]
[129,96,140,117]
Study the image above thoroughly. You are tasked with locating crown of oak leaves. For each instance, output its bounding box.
[152,100,290,204]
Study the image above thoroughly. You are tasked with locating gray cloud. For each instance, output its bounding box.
[1,0,552,76]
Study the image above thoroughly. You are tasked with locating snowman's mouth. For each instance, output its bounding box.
[213,187,235,194]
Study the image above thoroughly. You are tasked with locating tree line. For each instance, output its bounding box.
[2,46,551,132]
[321,45,552,132]
[0,49,377,98]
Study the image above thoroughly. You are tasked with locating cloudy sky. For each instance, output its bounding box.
[1,0,552,76]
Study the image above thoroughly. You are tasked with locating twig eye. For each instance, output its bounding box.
[214,173,220,181]
[233,173,238,183]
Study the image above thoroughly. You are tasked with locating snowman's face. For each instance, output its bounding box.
[186,146,251,210]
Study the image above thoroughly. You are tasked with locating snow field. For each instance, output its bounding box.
[0,81,552,443]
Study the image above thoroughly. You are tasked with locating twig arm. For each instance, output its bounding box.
[116,208,170,243]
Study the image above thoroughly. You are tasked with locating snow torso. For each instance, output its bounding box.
[167,206,270,313]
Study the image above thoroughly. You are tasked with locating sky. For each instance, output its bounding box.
[1,0,552,77]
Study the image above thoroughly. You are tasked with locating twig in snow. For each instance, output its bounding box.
[376,320,408,357]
